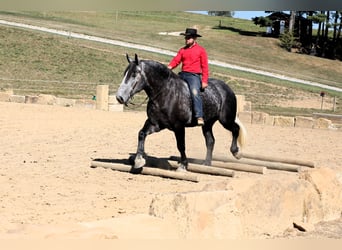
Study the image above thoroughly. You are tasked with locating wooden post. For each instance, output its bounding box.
[320,91,325,110]
[96,85,109,111]
[321,96,324,110]
[90,160,199,182]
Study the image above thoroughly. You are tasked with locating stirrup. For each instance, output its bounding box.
[197,118,204,126]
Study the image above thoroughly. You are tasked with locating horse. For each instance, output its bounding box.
[116,54,247,171]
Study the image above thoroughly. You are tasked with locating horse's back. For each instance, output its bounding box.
[202,78,237,118]
[207,78,236,99]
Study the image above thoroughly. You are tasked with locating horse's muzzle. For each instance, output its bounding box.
[116,95,125,105]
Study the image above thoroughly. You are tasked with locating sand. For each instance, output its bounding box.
[0,101,341,239]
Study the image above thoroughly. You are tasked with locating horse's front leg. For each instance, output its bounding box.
[174,127,188,172]
[134,119,160,169]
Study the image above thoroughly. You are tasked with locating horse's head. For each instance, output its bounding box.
[116,54,146,105]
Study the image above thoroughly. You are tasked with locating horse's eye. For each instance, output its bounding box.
[133,70,140,78]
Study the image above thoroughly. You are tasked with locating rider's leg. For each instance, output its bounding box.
[178,72,204,125]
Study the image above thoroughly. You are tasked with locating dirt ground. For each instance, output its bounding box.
[0,101,341,239]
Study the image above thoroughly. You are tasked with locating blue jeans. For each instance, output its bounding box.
[179,72,203,118]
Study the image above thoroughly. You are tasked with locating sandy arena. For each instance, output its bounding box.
[0,101,341,239]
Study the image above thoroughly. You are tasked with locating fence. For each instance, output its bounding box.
[0,77,115,100]
[0,77,339,115]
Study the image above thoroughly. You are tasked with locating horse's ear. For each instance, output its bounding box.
[134,54,139,65]
[126,53,131,63]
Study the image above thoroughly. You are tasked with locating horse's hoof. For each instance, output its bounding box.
[176,164,187,172]
[134,156,146,169]
[203,160,211,166]
[233,152,242,160]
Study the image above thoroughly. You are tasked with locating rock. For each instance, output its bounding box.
[149,190,243,239]
[25,95,39,104]
[108,95,123,111]
[233,177,317,238]
[238,111,251,124]
[108,104,123,112]
[265,115,275,126]
[274,116,295,127]
[9,95,25,103]
[252,111,269,124]
[236,95,245,113]
[56,97,76,107]
[243,101,252,112]
[299,168,342,221]
[295,116,314,128]
[313,118,332,129]
[0,89,13,102]
[149,168,342,239]
[37,94,57,105]
[293,221,315,232]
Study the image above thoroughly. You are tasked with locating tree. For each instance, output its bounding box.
[249,11,342,60]
[279,31,295,51]
[308,12,325,55]
[332,11,340,43]
[207,11,234,17]
[289,11,296,33]
[252,16,272,27]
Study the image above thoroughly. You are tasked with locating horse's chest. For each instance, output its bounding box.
[147,100,192,126]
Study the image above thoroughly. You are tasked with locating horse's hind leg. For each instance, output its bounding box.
[134,119,160,169]
[219,118,242,159]
[229,121,241,159]
[202,123,215,166]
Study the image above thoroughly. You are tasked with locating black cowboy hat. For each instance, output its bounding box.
[180,28,202,37]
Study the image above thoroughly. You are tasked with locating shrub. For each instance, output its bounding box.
[279,31,295,52]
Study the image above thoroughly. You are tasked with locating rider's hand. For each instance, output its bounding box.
[201,82,208,92]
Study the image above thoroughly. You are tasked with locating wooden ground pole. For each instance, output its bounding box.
[91,160,199,182]
[212,156,300,172]
[169,156,265,174]
[239,152,315,168]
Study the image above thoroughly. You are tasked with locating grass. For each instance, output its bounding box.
[0,11,341,116]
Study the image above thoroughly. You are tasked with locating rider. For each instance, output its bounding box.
[167,28,209,126]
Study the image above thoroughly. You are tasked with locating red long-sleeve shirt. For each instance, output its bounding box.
[168,42,209,84]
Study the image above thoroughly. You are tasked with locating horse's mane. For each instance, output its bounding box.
[142,59,178,80]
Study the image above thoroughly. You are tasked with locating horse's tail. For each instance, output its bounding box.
[235,116,247,148]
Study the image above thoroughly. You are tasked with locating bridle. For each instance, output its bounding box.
[124,61,173,109]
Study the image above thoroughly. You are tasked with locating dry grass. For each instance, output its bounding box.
[0,11,341,115]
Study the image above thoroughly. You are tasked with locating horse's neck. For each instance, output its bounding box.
[142,61,183,103]
[143,61,171,90]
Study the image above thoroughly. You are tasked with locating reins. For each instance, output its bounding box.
[125,96,149,110]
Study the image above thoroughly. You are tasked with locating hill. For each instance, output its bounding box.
[0,11,341,115]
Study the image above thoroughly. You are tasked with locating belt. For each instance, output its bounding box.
[182,71,202,76]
